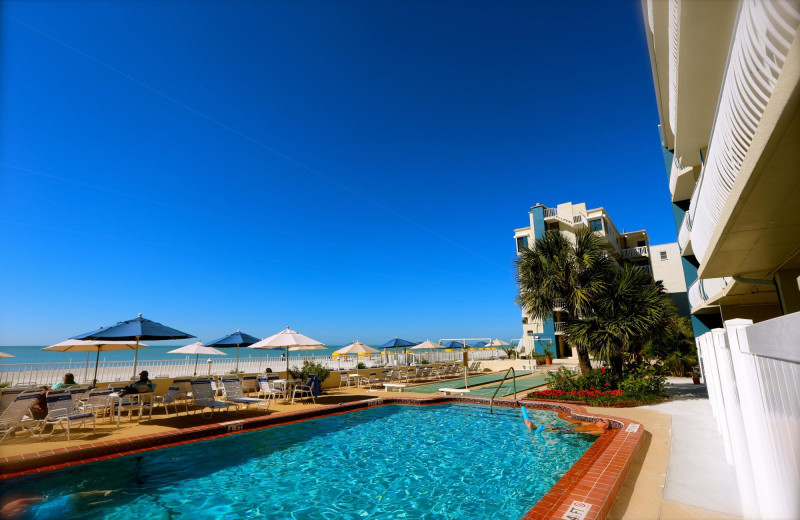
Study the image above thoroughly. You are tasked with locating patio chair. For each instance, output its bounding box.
[291,375,317,404]
[172,378,193,403]
[240,375,258,395]
[0,386,39,414]
[69,387,89,408]
[113,386,155,423]
[257,376,283,401]
[221,378,271,411]
[33,392,95,441]
[80,388,114,422]
[0,391,42,442]
[151,385,188,417]
[337,370,350,388]
[190,379,237,419]
[364,372,379,388]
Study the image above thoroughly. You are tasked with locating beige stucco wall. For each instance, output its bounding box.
[650,242,687,294]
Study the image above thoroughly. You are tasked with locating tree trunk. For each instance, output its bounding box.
[577,347,592,374]
[611,354,624,376]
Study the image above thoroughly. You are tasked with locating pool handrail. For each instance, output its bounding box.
[489,367,517,415]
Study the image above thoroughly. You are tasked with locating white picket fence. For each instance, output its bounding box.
[696,313,800,519]
[0,349,504,386]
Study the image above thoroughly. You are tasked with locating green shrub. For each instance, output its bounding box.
[290,360,331,385]
[357,362,366,370]
[619,363,666,397]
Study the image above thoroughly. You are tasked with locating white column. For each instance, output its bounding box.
[711,327,759,518]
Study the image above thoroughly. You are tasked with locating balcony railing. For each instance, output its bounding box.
[620,246,649,258]
[543,208,556,218]
[668,0,680,132]
[688,276,731,309]
[686,1,800,263]
[553,299,566,311]
[554,322,566,335]
[678,211,692,253]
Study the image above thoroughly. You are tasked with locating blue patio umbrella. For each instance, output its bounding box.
[473,341,488,348]
[441,340,472,349]
[378,337,416,365]
[204,330,261,373]
[73,313,194,379]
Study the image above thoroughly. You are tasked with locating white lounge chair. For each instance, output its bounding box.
[191,379,237,418]
[34,392,95,441]
[151,385,188,417]
[0,391,42,442]
[80,388,114,422]
[221,378,270,411]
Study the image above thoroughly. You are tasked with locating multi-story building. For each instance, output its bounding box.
[514,201,687,358]
[642,1,799,517]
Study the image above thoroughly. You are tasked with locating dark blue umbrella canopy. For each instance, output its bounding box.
[442,340,471,349]
[205,330,261,348]
[73,314,194,341]
[378,338,416,349]
[473,341,488,348]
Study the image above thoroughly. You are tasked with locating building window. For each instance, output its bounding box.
[589,219,603,232]
[660,251,668,260]
[516,236,529,252]
[546,222,559,232]
[637,240,646,247]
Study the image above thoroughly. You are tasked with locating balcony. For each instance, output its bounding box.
[553,299,566,312]
[688,276,731,309]
[542,207,588,229]
[685,0,800,264]
[678,212,692,255]
[669,158,697,202]
[554,322,566,335]
[620,246,649,259]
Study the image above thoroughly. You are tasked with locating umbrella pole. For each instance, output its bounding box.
[285,346,289,378]
[132,337,141,380]
[84,352,90,383]
[92,347,101,387]
[235,346,240,374]
[194,354,199,376]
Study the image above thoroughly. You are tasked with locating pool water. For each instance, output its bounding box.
[5,404,596,520]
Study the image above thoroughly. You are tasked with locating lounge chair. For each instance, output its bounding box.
[0,391,42,442]
[172,378,193,402]
[80,388,114,422]
[151,385,188,417]
[190,379,237,419]
[221,378,271,411]
[0,386,39,415]
[240,375,258,395]
[34,392,95,441]
[257,376,283,401]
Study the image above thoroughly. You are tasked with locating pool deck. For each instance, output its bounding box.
[0,375,741,520]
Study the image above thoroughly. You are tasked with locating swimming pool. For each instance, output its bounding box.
[4,403,596,519]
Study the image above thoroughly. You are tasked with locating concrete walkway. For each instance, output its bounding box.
[604,378,742,520]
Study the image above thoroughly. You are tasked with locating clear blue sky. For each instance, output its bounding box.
[0,0,672,346]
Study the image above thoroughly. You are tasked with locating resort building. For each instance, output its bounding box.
[514,201,687,358]
[642,0,800,517]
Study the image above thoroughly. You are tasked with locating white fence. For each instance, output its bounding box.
[696,313,800,519]
[0,349,504,386]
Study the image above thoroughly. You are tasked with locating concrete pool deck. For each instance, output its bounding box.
[0,376,741,520]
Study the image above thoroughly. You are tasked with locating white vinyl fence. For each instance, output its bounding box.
[696,314,800,519]
[0,349,504,386]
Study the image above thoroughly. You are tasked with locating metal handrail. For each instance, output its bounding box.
[489,367,517,415]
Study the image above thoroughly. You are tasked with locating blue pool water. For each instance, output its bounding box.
[4,404,596,520]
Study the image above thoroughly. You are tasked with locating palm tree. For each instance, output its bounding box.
[566,264,674,374]
[516,229,612,374]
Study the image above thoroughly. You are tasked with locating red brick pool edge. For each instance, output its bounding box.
[0,397,643,520]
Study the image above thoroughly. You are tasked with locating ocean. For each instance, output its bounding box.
[0,345,352,364]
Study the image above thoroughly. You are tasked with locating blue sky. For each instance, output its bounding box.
[0,0,672,346]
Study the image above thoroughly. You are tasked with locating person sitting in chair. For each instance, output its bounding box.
[132,371,155,392]
[50,373,76,391]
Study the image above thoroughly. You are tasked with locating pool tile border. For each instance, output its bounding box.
[0,397,643,520]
